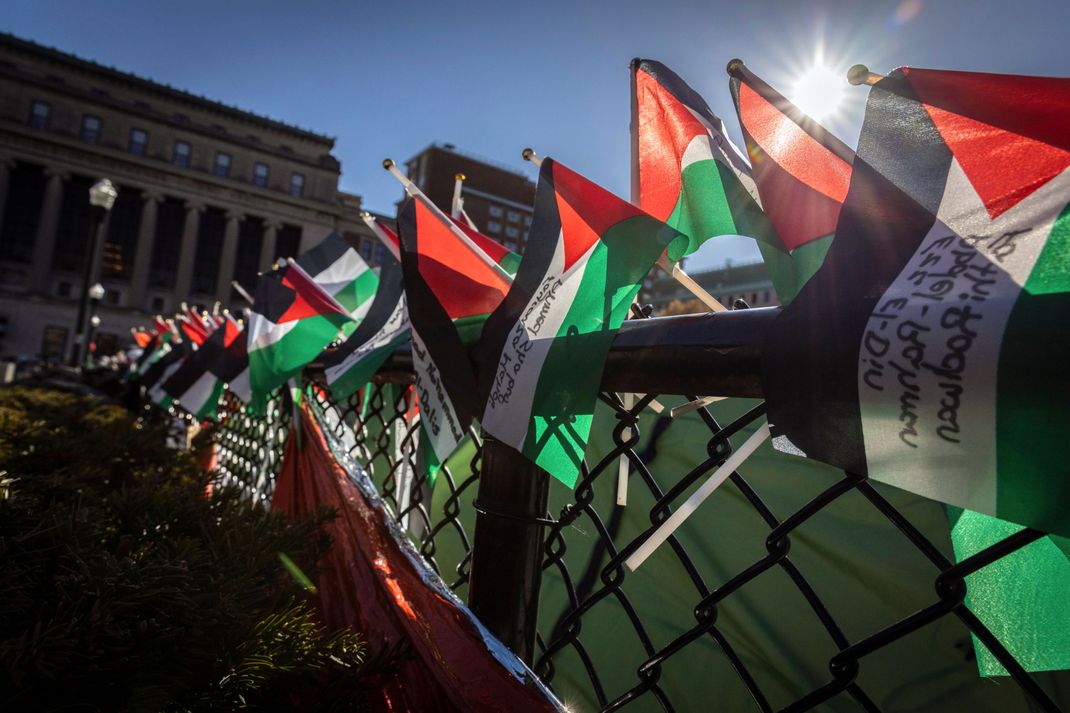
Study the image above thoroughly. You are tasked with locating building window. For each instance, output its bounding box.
[486,220,501,233]
[253,162,270,188]
[29,100,50,128]
[289,173,305,197]
[151,296,165,312]
[128,128,148,156]
[523,215,532,226]
[373,242,386,265]
[80,115,101,144]
[507,210,520,223]
[360,239,373,261]
[173,140,191,167]
[56,281,72,298]
[488,205,503,218]
[213,152,231,177]
[505,226,519,238]
[41,326,69,359]
[763,290,770,303]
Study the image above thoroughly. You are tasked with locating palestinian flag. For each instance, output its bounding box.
[729,60,854,303]
[218,315,252,404]
[161,322,228,419]
[135,323,179,377]
[322,250,410,401]
[179,314,209,346]
[296,232,379,336]
[145,339,190,408]
[475,158,685,487]
[131,328,154,349]
[247,262,353,403]
[397,197,512,468]
[631,59,776,264]
[763,67,1070,537]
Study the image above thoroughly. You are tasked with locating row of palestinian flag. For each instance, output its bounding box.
[128,57,1069,550]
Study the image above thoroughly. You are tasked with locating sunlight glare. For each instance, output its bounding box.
[790,63,845,122]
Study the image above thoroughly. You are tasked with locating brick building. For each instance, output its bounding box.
[403,143,536,253]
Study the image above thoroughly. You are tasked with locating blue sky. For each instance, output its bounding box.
[5,0,1069,269]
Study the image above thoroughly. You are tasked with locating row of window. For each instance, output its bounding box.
[485,221,525,240]
[487,204,532,225]
[29,99,307,197]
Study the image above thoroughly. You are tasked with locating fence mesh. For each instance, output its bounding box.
[207,361,1066,713]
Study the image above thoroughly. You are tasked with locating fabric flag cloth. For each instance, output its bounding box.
[631,59,776,266]
[269,404,565,713]
[247,262,353,405]
[947,507,1070,675]
[728,61,855,303]
[178,314,209,346]
[295,232,379,337]
[218,315,252,404]
[144,339,190,409]
[475,158,685,487]
[321,247,410,401]
[396,197,513,471]
[762,67,1070,538]
[161,321,228,420]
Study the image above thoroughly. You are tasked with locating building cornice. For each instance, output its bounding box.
[0,31,335,148]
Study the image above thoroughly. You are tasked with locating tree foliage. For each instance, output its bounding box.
[0,386,373,712]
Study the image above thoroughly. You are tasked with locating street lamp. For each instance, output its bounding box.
[86,309,102,368]
[69,179,117,366]
[69,178,117,367]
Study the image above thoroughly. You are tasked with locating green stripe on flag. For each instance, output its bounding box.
[996,200,1070,536]
[525,216,675,485]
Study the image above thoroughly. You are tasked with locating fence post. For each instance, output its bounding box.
[467,434,550,665]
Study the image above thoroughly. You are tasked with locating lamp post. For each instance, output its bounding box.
[69,178,117,367]
[83,284,105,367]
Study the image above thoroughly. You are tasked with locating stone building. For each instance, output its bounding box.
[404,143,536,253]
[645,260,780,312]
[0,32,383,359]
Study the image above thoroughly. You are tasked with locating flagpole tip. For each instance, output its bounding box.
[521,147,536,162]
[455,173,466,181]
[847,64,882,86]
[726,58,745,77]
[382,158,395,170]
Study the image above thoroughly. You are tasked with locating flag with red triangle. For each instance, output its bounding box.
[728,60,855,303]
[474,158,685,486]
[763,66,1070,538]
[247,260,353,403]
[396,196,514,469]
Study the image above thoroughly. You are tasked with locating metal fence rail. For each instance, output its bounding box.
[207,309,1066,713]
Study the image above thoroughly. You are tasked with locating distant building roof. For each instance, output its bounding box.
[0,31,335,147]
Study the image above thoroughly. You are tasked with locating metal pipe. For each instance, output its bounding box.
[69,205,107,366]
[313,306,776,396]
[466,434,551,664]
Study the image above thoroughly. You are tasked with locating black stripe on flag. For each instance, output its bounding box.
[633,58,724,136]
[761,71,953,473]
[322,254,404,368]
[296,232,351,280]
[473,159,562,405]
[397,198,480,424]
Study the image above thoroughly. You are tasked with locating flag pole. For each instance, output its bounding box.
[521,147,543,168]
[382,159,513,283]
[656,255,728,312]
[847,64,885,86]
[625,422,771,570]
[452,173,465,218]
[359,211,402,262]
[359,211,402,261]
[230,280,254,305]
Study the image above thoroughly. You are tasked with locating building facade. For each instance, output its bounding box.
[404,143,536,253]
[0,32,381,360]
[645,260,780,312]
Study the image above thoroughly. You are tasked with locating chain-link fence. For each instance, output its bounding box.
[206,317,1066,713]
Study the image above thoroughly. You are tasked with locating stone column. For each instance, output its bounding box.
[258,219,280,273]
[172,200,204,309]
[127,191,162,310]
[214,210,243,303]
[29,167,68,293]
[0,157,14,233]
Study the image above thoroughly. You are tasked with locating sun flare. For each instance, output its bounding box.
[790,63,845,122]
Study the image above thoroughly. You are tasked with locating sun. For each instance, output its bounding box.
[790,62,845,122]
